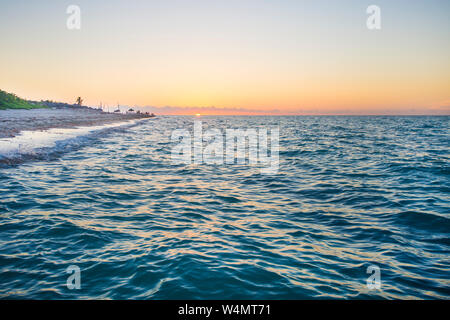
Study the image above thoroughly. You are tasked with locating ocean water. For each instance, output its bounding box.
[0,116,449,299]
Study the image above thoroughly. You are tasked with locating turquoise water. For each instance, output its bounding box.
[0,116,449,299]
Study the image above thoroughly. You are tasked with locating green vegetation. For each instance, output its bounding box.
[0,89,47,110]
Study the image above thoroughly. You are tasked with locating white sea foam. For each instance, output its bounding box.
[0,119,143,157]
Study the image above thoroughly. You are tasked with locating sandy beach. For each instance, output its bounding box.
[0,108,153,139]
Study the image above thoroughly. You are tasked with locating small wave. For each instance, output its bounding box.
[394,210,450,233]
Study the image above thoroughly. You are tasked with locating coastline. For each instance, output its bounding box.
[0,107,154,139]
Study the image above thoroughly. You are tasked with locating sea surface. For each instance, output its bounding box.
[0,116,449,299]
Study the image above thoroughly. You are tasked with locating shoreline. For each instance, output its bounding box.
[0,107,154,139]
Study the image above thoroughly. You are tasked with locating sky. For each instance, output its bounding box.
[0,0,449,115]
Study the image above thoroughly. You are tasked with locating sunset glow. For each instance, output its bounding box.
[0,0,449,115]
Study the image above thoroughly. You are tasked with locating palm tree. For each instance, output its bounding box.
[75,97,83,106]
